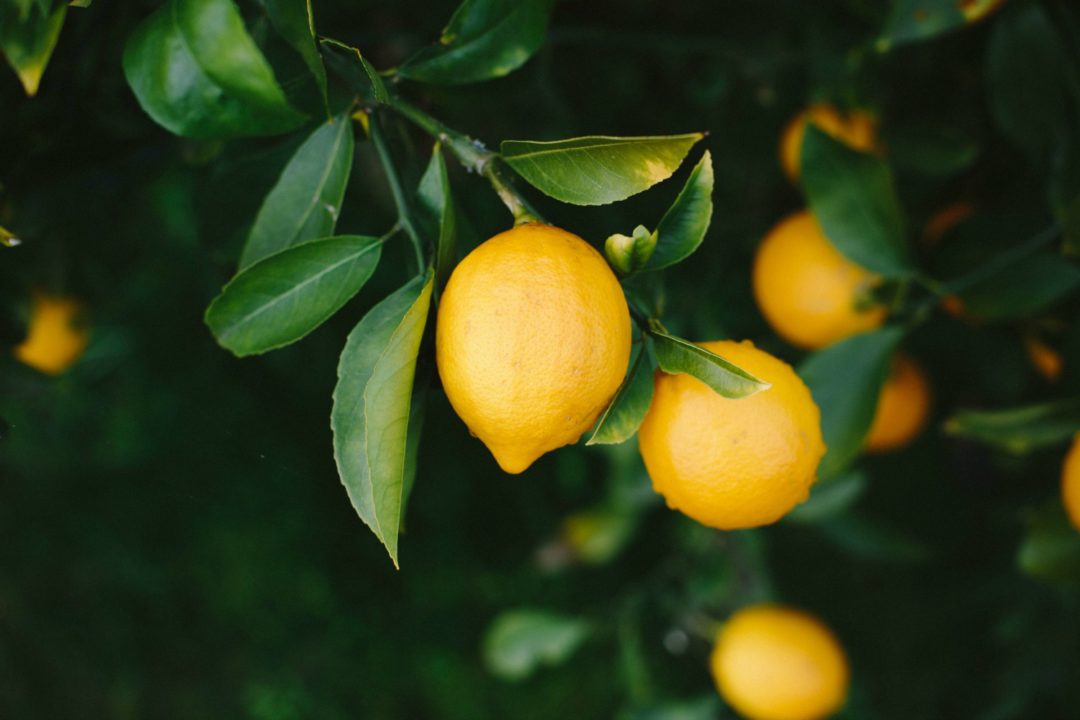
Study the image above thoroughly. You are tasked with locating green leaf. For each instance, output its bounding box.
[786,470,867,524]
[416,143,457,288]
[501,134,704,206]
[619,697,721,720]
[958,253,1080,321]
[819,514,929,562]
[605,225,657,276]
[240,116,355,268]
[651,332,769,399]
[206,235,382,357]
[258,0,329,113]
[876,0,1003,51]
[799,327,904,479]
[398,0,554,85]
[801,123,912,278]
[587,344,655,445]
[401,362,431,517]
[123,0,306,138]
[0,225,20,248]
[1017,503,1080,585]
[0,0,65,97]
[885,125,979,177]
[985,3,1080,161]
[482,609,590,681]
[944,397,1080,454]
[645,150,714,271]
[332,272,434,567]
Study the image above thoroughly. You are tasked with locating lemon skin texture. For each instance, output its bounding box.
[753,212,886,350]
[1063,434,1080,531]
[638,339,825,530]
[436,224,631,474]
[14,294,89,375]
[865,354,932,453]
[780,103,877,183]
[711,604,849,720]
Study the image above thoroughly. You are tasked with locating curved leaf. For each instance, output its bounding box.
[877,0,1003,51]
[416,143,457,288]
[587,344,655,445]
[801,124,912,277]
[123,0,306,138]
[944,397,1080,454]
[259,0,329,112]
[332,272,434,567]
[786,470,866,524]
[206,235,382,356]
[501,134,703,206]
[646,150,714,271]
[798,327,905,479]
[651,332,768,399]
[398,0,553,84]
[482,609,590,681]
[0,0,65,97]
[240,116,355,268]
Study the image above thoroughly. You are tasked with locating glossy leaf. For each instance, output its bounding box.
[944,397,1080,454]
[259,0,329,112]
[482,609,590,681]
[651,332,768,399]
[416,143,457,288]
[587,344,655,445]
[786,470,866,524]
[206,235,382,356]
[801,124,912,277]
[646,150,714,271]
[398,0,553,85]
[501,134,703,206]
[332,272,434,567]
[958,252,1080,321]
[0,0,65,97]
[123,0,306,138]
[240,116,355,268]
[877,0,1003,51]
[799,327,904,479]
[985,3,1080,161]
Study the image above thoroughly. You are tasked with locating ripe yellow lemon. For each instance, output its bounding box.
[711,604,849,720]
[14,294,89,375]
[1063,434,1080,531]
[865,354,932,453]
[753,212,886,349]
[436,224,631,474]
[780,103,877,183]
[638,340,825,529]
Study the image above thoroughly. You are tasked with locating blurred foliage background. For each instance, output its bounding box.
[3,0,1080,717]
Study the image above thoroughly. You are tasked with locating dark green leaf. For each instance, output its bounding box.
[651,332,769,399]
[820,514,929,562]
[123,0,306,138]
[501,134,704,206]
[332,272,434,567]
[786,470,867,524]
[645,150,714,271]
[619,696,721,720]
[985,3,1080,161]
[416,143,457,288]
[799,327,904,479]
[258,0,329,112]
[401,363,431,517]
[482,609,590,681]
[958,252,1080,321]
[587,344,655,445]
[398,0,553,84]
[206,235,382,356]
[877,0,1002,51]
[1017,503,1080,585]
[886,125,979,177]
[801,123,912,277]
[0,0,65,96]
[944,397,1080,454]
[240,116,355,268]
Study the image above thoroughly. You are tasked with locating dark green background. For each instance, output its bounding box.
[2,0,1080,717]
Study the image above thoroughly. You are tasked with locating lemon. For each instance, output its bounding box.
[14,294,89,375]
[865,354,932,453]
[779,103,877,183]
[436,224,631,474]
[1063,434,1080,531]
[711,604,849,720]
[753,211,886,350]
[638,340,825,529]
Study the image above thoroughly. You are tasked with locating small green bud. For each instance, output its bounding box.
[605,224,658,275]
